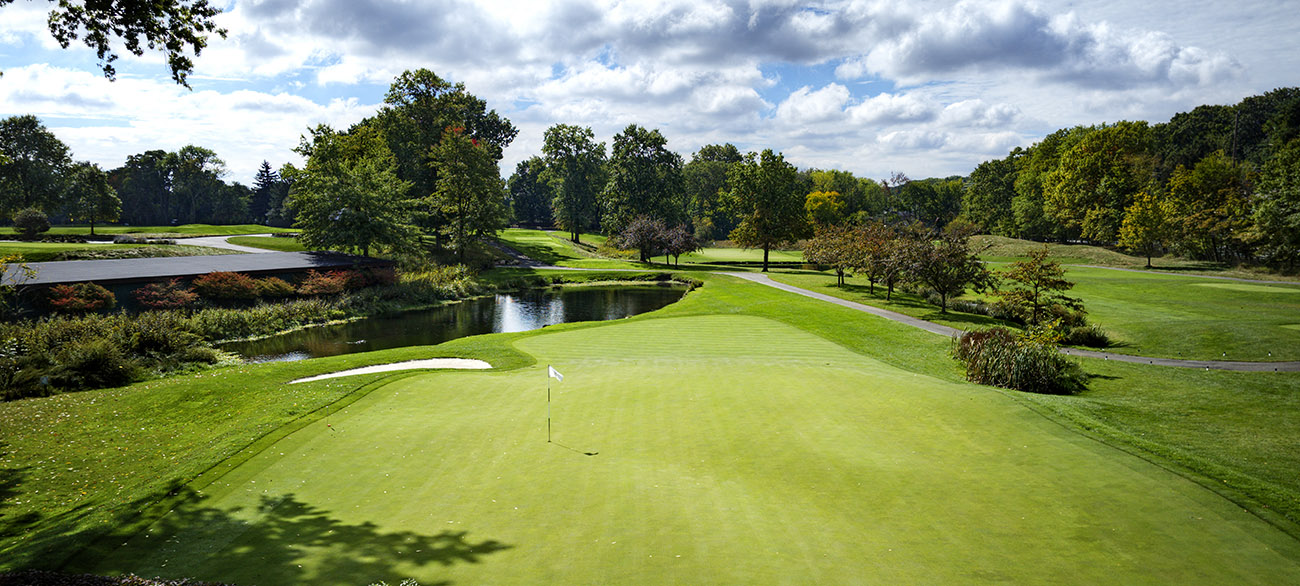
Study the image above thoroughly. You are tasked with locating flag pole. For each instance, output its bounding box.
[547,364,552,443]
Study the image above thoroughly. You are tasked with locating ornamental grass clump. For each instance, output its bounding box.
[952,327,1088,395]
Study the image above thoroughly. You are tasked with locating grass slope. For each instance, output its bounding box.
[224,236,307,252]
[84,314,1300,585]
[975,235,1300,282]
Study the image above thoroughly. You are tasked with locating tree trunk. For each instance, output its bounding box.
[762,246,770,272]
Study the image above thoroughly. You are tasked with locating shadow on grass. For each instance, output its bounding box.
[0,441,41,534]
[17,484,511,586]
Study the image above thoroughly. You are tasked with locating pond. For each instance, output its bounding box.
[220,285,687,362]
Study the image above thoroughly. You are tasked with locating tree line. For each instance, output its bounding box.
[962,87,1300,269]
[0,113,296,232]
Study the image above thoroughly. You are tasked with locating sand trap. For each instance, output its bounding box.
[289,358,492,384]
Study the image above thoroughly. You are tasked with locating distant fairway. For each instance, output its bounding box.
[88,315,1300,585]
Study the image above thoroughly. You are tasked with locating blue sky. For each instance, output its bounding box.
[2,0,1297,184]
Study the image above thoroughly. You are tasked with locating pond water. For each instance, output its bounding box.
[220,285,687,362]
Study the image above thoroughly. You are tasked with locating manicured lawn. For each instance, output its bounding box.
[497,229,646,269]
[77,313,1300,584]
[678,246,803,264]
[226,235,308,252]
[4,272,1299,583]
[0,224,295,238]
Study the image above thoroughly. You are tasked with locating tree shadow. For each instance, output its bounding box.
[0,441,42,540]
[44,486,510,586]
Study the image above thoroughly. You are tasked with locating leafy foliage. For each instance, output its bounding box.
[619,215,667,263]
[803,224,861,286]
[992,245,1082,325]
[0,115,71,215]
[44,282,116,313]
[12,207,50,240]
[542,124,606,242]
[429,126,507,263]
[727,149,808,272]
[600,124,685,235]
[287,125,418,257]
[192,271,259,300]
[902,223,995,313]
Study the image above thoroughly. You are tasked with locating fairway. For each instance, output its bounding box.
[86,315,1300,584]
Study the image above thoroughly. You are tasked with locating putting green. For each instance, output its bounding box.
[89,316,1300,584]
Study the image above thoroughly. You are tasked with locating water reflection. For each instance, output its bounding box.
[221,285,685,362]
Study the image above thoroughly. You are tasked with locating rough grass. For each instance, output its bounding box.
[224,236,307,252]
[975,235,1300,282]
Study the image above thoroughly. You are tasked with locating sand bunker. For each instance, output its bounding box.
[289,358,492,384]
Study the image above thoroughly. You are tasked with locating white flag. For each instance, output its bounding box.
[548,366,564,382]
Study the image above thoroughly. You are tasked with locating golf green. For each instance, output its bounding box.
[88,316,1300,584]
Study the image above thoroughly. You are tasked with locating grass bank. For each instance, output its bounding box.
[224,236,307,252]
[0,242,238,262]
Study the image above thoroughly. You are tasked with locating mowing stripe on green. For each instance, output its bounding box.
[89,316,1300,584]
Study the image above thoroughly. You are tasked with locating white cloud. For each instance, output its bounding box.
[775,84,851,125]
[0,65,379,182]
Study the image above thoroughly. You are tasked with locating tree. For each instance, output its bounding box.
[370,69,516,221]
[896,178,963,227]
[964,154,1019,235]
[619,215,666,263]
[684,144,742,240]
[904,223,994,313]
[169,145,231,224]
[804,223,861,286]
[1011,126,1091,240]
[993,245,1081,325]
[507,157,553,226]
[110,150,171,225]
[64,162,121,235]
[727,149,807,272]
[12,207,50,240]
[0,0,227,86]
[662,224,700,266]
[250,161,279,224]
[429,126,507,263]
[1250,138,1300,269]
[287,125,418,257]
[541,124,605,243]
[1165,150,1252,262]
[1118,191,1174,267]
[1043,121,1154,243]
[0,115,71,216]
[600,124,684,235]
[804,190,845,228]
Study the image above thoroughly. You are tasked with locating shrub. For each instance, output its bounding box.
[133,279,199,310]
[189,298,343,341]
[256,277,297,298]
[113,234,144,244]
[45,282,116,313]
[193,271,259,300]
[952,327,1088,395]
[1061,323,1111,348]
[12,207,50,240]
[297,270,349,295]
[51,337,141,389]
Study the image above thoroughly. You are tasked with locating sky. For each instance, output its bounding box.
[1,0,1297,185]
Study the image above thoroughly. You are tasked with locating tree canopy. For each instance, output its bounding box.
[0,0,227,86]
[727,149,807,272]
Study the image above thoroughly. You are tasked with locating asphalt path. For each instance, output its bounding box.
[177,233,278,254]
